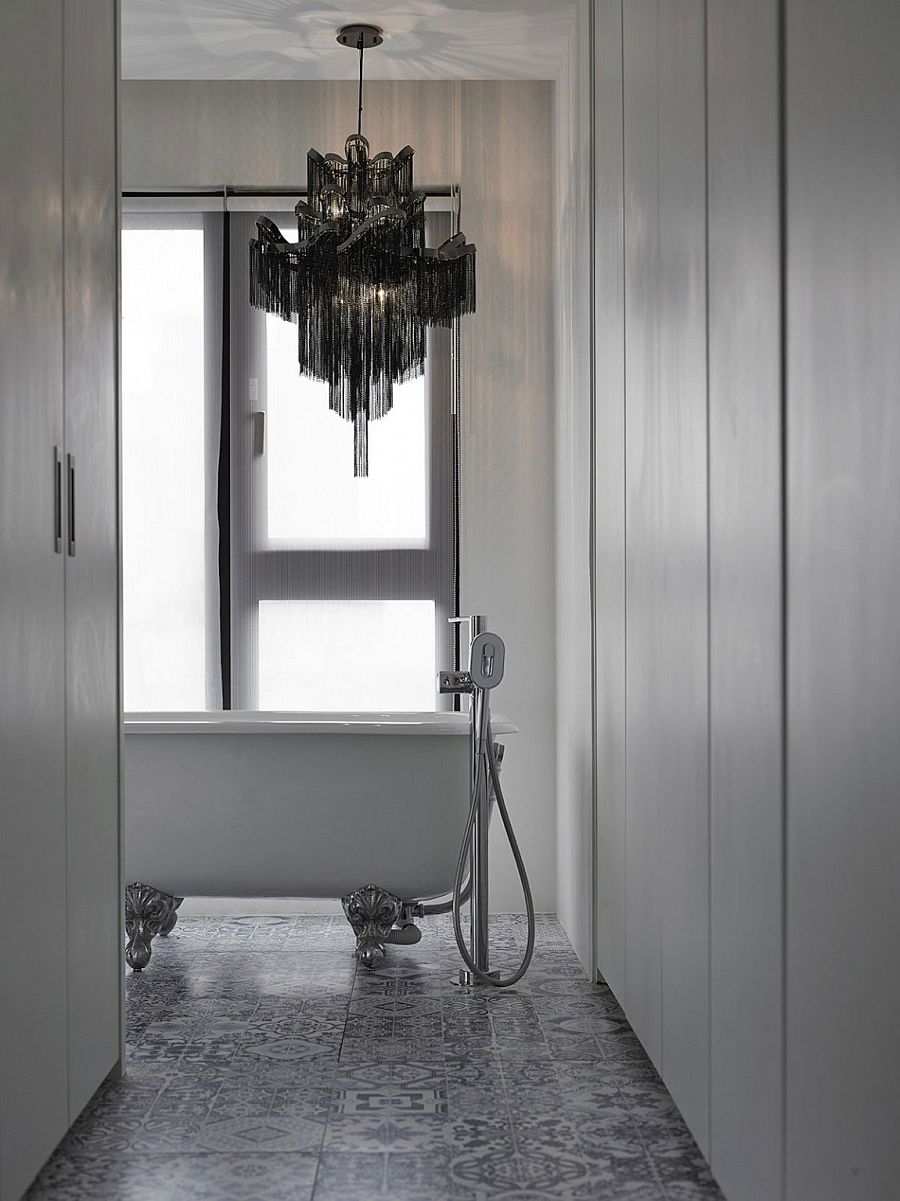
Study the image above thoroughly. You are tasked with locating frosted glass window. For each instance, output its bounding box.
[122,225,206,710]
[265,316,428,546]
[258,600,436,711]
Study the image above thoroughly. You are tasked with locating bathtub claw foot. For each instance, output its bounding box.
[342,884,404,968]
[125,883,183,971]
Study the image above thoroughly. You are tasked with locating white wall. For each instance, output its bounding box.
[456,81,557,915]
[121,78,556,912]
[553,1,594,973]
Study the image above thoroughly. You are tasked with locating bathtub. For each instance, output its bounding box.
[123,710,516,967]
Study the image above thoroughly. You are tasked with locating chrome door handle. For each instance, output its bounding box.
[253,410,266,455]
[67,453,75,556]
[54,446,63,553]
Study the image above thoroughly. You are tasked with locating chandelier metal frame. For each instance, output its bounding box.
[249,23,476,476]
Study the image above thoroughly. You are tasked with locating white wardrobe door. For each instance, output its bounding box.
[654,1,710,1152]
[622,0,665,1069]
[706,3,784,1199]
[786,0,900,1196]
[623,0,711,1153]
[0,4,69,1199]
[592,0,627,1002]
[64,0,122,1120]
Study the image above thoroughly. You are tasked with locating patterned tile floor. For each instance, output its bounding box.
[28,915,724,1200]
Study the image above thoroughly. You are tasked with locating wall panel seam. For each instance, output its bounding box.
[115,0,126,1081]
[702,0,713,1155]
[61,0,72,1122]
[777,0,788,1196]
[588,0,599,983]
[619,0,628,1004]
[655,0,663,1061]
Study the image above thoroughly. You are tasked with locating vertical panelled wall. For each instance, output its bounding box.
[0,5,69,1193]
[706,5,783,1199]
[64,0,122,1120]
[568,2,900,1197]
[585,2,784,1196]
[785,2,900,1197]
[554,0,595,974]
[591,0,627,1003]
[622,0,711,1148]
[0,4,120,1195]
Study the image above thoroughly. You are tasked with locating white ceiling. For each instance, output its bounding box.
[121,1,574,81]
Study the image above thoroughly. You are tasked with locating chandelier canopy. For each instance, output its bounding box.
[249,24,476,476]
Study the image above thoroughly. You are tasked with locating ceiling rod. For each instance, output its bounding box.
[335,23,383,139]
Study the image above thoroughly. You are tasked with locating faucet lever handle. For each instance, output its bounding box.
[438,670,474,695]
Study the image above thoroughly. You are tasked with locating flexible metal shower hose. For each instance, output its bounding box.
[450,721,536,987]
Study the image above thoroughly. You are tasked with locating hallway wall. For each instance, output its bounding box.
[784,2,900,1196]
[554,0,783,1192]
[557,1,900,1199]
[584,1,784,1194]
[556,20,782,1186]
[554,0,594,975]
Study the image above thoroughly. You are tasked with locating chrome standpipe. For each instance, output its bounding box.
[441,615,530,987]
[468,680,492,982]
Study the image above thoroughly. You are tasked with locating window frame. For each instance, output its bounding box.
[228,209,454,711]
[121,198,458,714]
[121,209,224,711]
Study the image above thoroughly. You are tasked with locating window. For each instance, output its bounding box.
[121,214,214,711]
[122,205,456,713]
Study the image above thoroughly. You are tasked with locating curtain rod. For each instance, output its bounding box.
[122,185,455,198]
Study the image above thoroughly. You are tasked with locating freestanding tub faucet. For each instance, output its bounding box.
[440,616,535,987]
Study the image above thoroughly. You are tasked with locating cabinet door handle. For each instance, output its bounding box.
[67,453,76,557]
[253,410,266,455]
[54,446,63,553]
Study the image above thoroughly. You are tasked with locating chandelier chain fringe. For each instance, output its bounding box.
[250,135,475,475]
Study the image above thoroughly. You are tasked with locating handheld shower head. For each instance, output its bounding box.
[470,631,505,689]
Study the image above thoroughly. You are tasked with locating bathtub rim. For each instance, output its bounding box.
[123,710,518,736]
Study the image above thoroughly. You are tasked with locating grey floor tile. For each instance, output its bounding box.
[312,1150,388,1199]
[451,1143,597,1196]
[322,1112,394,1152]
[449,1113,514,1154]
[386,1148,453,1195]
[27,916,724,1201]
[196,1113,326,1153]
[665,1182,727,1199]
[447,1083,509,1116]
[28,1151,318,1201]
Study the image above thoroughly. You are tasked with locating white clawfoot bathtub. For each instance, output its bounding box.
[122,711,515,967]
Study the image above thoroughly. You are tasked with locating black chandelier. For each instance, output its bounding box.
[249,23,476,476]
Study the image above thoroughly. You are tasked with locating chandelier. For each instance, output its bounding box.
[249,23,476,476]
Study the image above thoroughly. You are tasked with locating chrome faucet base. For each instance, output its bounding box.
[454,968,501,987]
